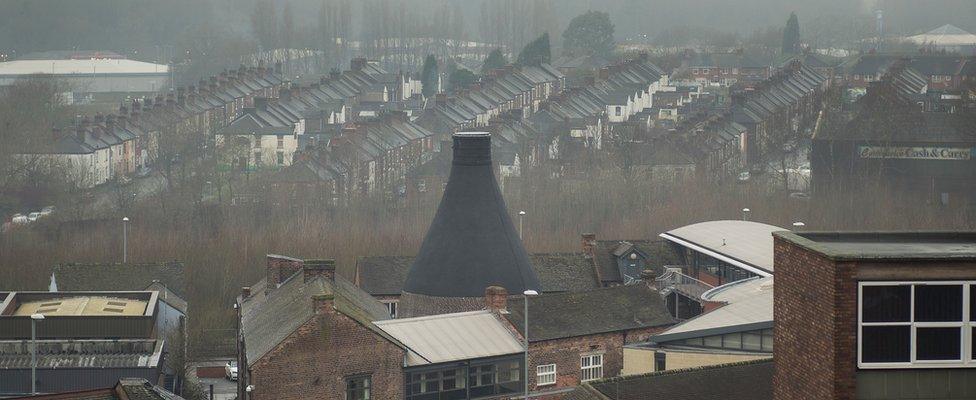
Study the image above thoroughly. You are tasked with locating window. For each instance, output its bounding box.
[580,354,603,382]
[346,375,370,400]
[276,151,284,166]
[253,151,262,166]
[614,106,622,116]
[859,282,975,368]
[654,352,666,371]
[384,301,398,318]
[536,364,556,386]
[933,75,943,82]
[277,135,284,149]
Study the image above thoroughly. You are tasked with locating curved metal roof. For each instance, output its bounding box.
[403,133,540,297]
[660,220,785,275]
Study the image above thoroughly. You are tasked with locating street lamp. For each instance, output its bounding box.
[523,289,538,400]
[122,217,130,263]
[518,211,526,240]
[741,208,751,221]
[31,313,45,396]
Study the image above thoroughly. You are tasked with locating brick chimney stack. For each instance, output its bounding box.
[266,254,304,293]
[303,259,336,283]
[241,286,251,299]
[581,233,597,259]
[485,286,509,313]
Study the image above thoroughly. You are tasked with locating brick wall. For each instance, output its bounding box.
[265,255,303,290]
[528,326,668,399]
[773,237,856,400]
[248,296,405,400]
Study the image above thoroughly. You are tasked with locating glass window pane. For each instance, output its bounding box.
[970,285,976,321]
[862,285,910,322]
[916,327,961,360]
[703,335,723,348]
[723,333,742,349]
[972,328,975,360]
[742,332,762,351]
[915,285,962,322]
[862,326,910,363]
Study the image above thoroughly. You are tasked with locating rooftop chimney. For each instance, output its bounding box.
[241,286,252,299]
[266,254,303,293]
[401,132,540,314]
[303,259,336,282]
[485,286,509,313]
[581,233,597,259]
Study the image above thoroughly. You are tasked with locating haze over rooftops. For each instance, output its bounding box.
[660,220,784,275]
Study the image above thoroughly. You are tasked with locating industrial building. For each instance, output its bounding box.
[0,57,169,102]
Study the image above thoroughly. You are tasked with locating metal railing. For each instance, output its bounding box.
[655,267,715,300]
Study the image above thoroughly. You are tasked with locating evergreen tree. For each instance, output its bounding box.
[782,12,801,54]
[562,11,615,57]
[516,33,551,66]
[449,68,478,91]
[483,49,507,71]
[421,55,439,97]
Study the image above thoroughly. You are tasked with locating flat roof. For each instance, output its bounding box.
[14,296,148,316]
[773,231,976,261]
[0,59,169,77]
[374,310,523,366]
[661,220,785,275]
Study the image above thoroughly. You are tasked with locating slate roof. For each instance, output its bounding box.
[356,253,600,296]
[404,133,541,298]
[51,262,186,299]
[19,378,185,400]
[564,359,773,400]
[0,339,162,369]
[505,284,676,342]
[240,272,395,367]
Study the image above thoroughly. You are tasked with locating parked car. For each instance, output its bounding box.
[225,361,238,381]
[27,212,41,222]
[789,192,811,201]
[736,171,751,183]
[39,206,55,217]
[11,214,28,225]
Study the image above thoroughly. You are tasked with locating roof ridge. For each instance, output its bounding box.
[375,309,489,324]
[593,358,773,384]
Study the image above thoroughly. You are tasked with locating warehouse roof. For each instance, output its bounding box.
[0,59,169,76]
[0,339,163,369]
[652,277,774,343]
[374,310,523,366]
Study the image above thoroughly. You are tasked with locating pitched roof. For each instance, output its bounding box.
[240,272,395,366]
[51,262,186,298]
[505,284,675,342]
[374,310,523,366]
[564,359,773,400]
[15,378,185,400]
[0,339,163,369]
[356,253,600,296]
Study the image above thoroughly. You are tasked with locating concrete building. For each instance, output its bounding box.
[772,231,976,400]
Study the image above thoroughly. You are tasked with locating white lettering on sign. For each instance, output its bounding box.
[858,146,973,160]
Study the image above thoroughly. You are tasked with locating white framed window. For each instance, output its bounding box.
[933,75,943,82]
[536,364,556,386]
[691,68,700,75]
[580,354,603,382]
[858,281,975,369]
[614,106,622,116]
[384,301,398,318]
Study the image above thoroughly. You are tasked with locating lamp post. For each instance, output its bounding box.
[523,289,538,400]
[518,211,526,240]
[122,217,129,263]
[31,313,44,396]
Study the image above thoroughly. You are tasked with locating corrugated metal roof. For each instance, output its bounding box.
[374,310,523,366]
[660,220,784,275]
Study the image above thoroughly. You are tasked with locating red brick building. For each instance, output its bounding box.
[772,231,976,400]
[504,284,676,398]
